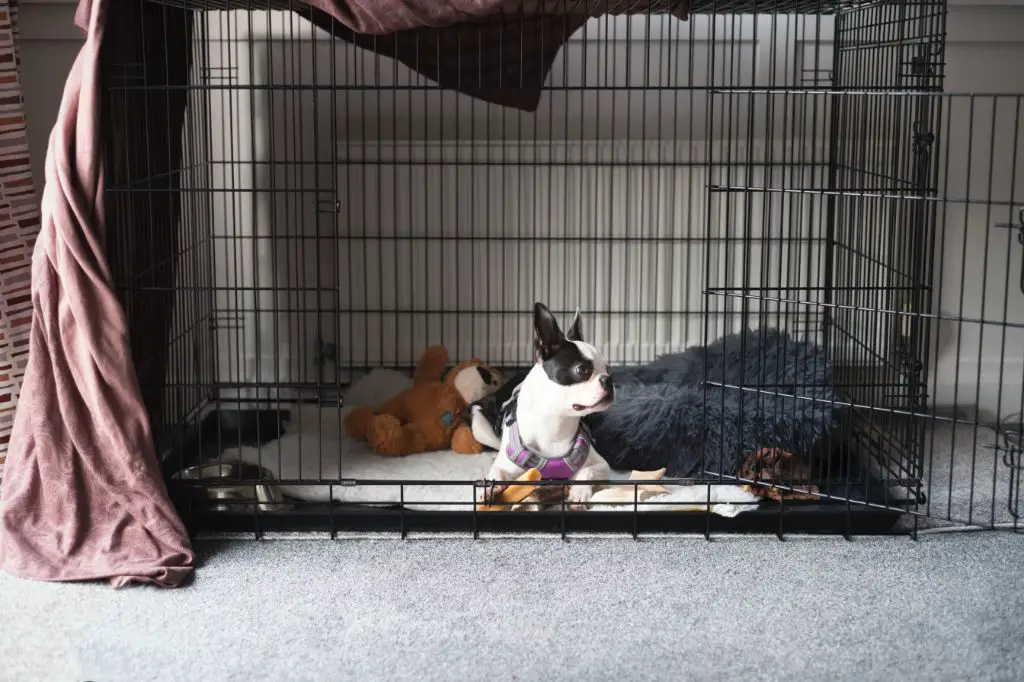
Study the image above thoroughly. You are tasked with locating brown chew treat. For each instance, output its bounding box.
[590,484,669,506]
[738,448,820,502]
[590,468,670,506]
[479,468,542,511]
[629,467,667,481]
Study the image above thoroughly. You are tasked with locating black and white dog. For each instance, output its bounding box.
[469,302,615,510]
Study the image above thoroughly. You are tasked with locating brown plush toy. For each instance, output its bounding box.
[344,345,505,457]
[737,448,820,502]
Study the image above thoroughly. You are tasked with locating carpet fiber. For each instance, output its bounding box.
[1,534,1023,682]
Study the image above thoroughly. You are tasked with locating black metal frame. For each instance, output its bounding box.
[104,0,1024,539]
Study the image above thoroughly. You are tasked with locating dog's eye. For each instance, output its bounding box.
[576,365,592,379]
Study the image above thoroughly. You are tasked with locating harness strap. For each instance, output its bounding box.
[505,421,592,481]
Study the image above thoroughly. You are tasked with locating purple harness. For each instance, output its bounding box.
[505,421,592,480]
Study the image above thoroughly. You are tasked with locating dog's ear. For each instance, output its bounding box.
[533,302,564,362]
[566,307,583,343]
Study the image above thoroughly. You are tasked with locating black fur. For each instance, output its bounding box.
[475,365,500,388]
[541,346,593,387]
[465,369,528,440]
[586,328,838,477]
[533,302,563,361]
[533,302,592,387]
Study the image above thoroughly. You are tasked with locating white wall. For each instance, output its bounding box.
[20,1,81,195]
[17,0,1024,421]
[929,1,1024,420]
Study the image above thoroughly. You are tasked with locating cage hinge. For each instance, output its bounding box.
[889,340,928,408]
[994,208,1024,294]
[994,208,1024,245]
[894,336,924,374]
[313,337,337,368]
[909,54,938,78]
[900,355,924,375]
[912,121,935,153]
[989,415,1024,519]
[905,43,942,82]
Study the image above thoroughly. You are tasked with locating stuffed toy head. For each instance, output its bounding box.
[344,348,509,458]
[446,360,506,404]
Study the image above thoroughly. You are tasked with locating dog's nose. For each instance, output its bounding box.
[600,375,614,393]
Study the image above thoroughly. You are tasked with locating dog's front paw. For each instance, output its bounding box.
[567,484,594,511]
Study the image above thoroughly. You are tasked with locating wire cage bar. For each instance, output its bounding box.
[101,0,1024,539]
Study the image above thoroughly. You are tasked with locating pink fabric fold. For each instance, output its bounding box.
[0,0,194,588]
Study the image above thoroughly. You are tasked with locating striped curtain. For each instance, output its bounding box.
[0,0,40,477]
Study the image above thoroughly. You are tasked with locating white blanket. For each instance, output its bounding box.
[224,371,761,517]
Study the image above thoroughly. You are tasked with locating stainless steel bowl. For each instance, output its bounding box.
[174,461,292,513]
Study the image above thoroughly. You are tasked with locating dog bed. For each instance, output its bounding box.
[221,402,761,517]
[587,328,839,479]
[218,329,837,515]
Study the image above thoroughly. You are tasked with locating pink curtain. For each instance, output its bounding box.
[0,0,38,478]
[0,0,194,587]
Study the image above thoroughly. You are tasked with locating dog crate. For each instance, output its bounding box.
[105,0,1024,538]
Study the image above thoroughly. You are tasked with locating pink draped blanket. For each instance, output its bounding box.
[0,0,194,587]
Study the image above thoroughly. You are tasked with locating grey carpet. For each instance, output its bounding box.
[1,534,1023,682]
[910,422,1018,530]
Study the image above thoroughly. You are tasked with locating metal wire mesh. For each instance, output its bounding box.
[100,0,1024,538]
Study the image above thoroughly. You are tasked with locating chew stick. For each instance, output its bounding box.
[591,468,670,506]
[479,468,542,511]
[628,467,667,481]
[591,485,669,506]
